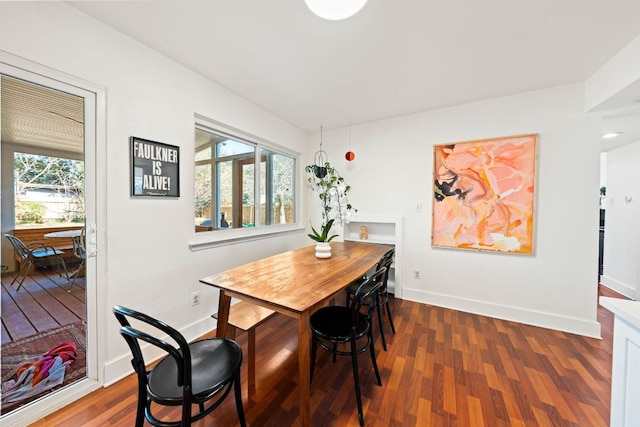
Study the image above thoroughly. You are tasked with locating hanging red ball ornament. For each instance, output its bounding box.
[345,151,355,161]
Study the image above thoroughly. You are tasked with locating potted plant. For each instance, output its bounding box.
[305,162,355,225]
[308,219,338,258]
[305,161,356,257]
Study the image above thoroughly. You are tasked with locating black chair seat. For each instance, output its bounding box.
[345,279,364,294]
[149,338,242,403]
[310,306,368,342]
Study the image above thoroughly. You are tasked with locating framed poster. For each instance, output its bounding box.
[130,137,180,197]
[432,134,537,254]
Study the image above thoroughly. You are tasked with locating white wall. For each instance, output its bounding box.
[0,1,603,394]
[601,141,640,299]
[0,2,309,386]
[312,83,602,337]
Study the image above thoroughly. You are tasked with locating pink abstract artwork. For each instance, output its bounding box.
[432,134,537,254]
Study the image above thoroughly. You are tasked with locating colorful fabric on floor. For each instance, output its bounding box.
[1,341,77,407]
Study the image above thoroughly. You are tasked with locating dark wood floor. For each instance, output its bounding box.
[26,285,625,427]
[1,268,86,344]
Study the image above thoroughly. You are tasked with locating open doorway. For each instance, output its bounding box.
[0,65,100,424]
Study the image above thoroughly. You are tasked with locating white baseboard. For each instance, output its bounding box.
[600,275,638,300]
[402,288,602,339]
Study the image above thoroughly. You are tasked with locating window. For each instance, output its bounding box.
[13,152,85,227]
[195,125,296,233]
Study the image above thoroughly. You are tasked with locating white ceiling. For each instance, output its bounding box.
[67,0,640,148]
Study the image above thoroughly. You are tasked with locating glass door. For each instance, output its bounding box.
[0,60,99,426]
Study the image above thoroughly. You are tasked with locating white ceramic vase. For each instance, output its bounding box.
[315,242,332,258]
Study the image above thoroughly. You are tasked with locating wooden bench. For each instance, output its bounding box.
[212,301,277,393]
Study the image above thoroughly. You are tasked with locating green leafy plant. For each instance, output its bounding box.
[307,219,339,243]
[305,162,355,224]
[15,201,46,224]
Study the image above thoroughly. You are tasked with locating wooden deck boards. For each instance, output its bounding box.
[1,270,85,344]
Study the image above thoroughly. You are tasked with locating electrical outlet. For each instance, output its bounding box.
[191,291,200,306]
[414,270,420,279]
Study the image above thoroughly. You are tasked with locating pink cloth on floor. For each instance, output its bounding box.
[1,341,77,408]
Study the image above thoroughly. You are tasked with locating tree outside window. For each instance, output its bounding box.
[194,126,296,232]
[13,153,84,226]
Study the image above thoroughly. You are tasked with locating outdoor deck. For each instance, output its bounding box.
[1,269,86,345]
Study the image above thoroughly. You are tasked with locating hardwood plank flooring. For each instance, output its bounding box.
[1,270,86,344]
[28,285,623,426]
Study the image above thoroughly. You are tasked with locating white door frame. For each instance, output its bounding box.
[0,50,107,427]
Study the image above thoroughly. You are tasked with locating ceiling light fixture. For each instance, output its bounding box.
[305,0,368,21]
[602,132,623,139]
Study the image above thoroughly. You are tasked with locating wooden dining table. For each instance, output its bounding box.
[199,241,391,426]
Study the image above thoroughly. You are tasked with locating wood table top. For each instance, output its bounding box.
[200,241,391,314]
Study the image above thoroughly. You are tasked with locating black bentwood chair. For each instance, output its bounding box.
[113,306,246,427]
[310,267,387,426]
[345,248,396,351]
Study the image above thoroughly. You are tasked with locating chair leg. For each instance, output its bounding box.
[57,256,69,281]
[310,335,318,383]
[350,339,365,426]
[233,369,247,427]
[10,260,31,287]
[67,258,86,292]
[9,261,28,287]
[134,372,146,427]
[14,262,34,291]
[375,299,387,351]
[368,329,382,386]
[384,296,396,334]
[181,395,191,427]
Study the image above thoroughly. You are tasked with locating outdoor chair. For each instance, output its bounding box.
[310,267,387,426]
[113,306,246,427]
[4,234,69,291]
[67,228,86,292]
[345,248,396,350]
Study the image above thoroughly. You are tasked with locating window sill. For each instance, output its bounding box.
[188,224,305,251]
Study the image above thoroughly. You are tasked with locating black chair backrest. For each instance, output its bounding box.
[350,267,387,327]
[113,305,192,389]
[380,248,394,270]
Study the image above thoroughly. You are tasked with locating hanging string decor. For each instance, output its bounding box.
[345,118,355,161]
[313,125,328,178]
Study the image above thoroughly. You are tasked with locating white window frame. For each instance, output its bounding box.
[190,115,303,251]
